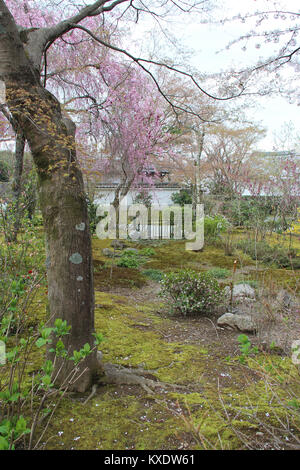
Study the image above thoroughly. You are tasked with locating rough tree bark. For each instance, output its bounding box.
[0,1,98,392]
[7,129,25,242]
[0,107,26,241]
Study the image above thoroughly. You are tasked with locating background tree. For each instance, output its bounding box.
[91,65,173,219]
[203,124,266,198]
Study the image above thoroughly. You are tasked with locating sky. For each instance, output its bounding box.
[130,0,300,151]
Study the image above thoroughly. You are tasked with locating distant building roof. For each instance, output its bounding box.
[254,150,300,159]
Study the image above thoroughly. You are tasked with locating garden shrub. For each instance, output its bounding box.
[159,269,225,316]
[236,239,300,269]
[0,312,103,449]
[0,227,46,323]
[171,189,192,206]
[132,191,153,209]
[139,247,155,257]
[116,250,141,268]
[116,248,155,268]
[226,198,270,228]
[204,215,230,242]
[143,269,164,281]
[208,267,231,279]
[86,195,100,234]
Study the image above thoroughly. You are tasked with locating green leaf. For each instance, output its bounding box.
[0,436,9,450]
[15,416,29,435]
[9,393,20,403]
[41,327,54,339]
[35,338,47,348]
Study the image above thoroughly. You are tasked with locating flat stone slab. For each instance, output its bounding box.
[217,312,256,333]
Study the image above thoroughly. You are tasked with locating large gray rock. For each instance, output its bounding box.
[102,248,115,258]
[111,239,127,250]
[225,283,255,300]
[276,289,293,309]
[217,312,256,333]
[233,283,255,299]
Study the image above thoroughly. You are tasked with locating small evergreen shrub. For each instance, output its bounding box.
[116,248,156,268]
[86,195,100,234]
[117,250,141,268]
[140,247,155,257]
[236,239,300,269]
[143,269,163,281]
[204,215,230,242]
[159,269,225,316]
[208,267,231,279]
[171,189,192,206]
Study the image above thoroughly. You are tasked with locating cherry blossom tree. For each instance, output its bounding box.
[220,1,300,102]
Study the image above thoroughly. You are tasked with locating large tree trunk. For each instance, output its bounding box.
[194,126,205,207]
[0,1,98,392]
[5,129,25,242]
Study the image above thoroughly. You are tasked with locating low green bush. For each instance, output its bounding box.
[117,250,141,268]
[159,269,225,316]
[204,215,230,242]
[139,247,156,257]
[236,239,300,269]
[171,189,192,206]
[208,267,231,279]
[86,195,100,234]
[143,269,164,281]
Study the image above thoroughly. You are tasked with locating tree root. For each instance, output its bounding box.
[83,362,187,405]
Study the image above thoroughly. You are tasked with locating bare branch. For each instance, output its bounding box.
[67,23,244,123]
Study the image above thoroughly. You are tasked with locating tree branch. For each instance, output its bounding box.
[42,0,129,45]
[68,23,243,122]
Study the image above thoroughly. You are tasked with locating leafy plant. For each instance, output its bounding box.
[132,191,153,209]
[117,250,141,268]
[143,269,163,281]
[0,276,104,451]
[139,247,155,257]
[159,269,225,316]
[204,215,230,242]
[0,160,9,182]
[171,189,192,206]
[208,267,231,279]
[86,194,100,234]
[236,239,300,269]
[0,416,30,450]
[237,334,258,364]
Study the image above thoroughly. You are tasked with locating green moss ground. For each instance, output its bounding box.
[39,288,300,450]
[38,240,300,450]
[5,236,299,450]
